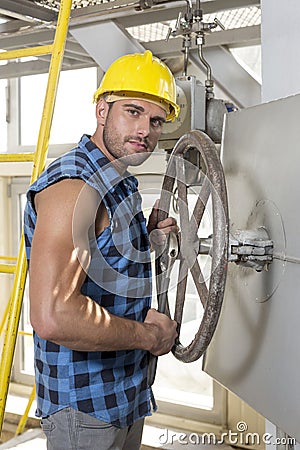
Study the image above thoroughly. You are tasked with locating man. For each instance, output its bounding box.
[24,50,180,450]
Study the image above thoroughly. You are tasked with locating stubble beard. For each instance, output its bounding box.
[103,113,154,167]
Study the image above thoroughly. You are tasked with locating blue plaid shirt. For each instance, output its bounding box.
[23,135,153,428]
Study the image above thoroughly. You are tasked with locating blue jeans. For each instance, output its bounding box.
[41,407,144,450]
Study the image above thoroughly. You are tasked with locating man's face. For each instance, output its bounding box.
[102,99,166,166]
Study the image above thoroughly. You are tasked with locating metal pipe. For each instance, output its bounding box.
[214,17,225,30]
[273,253,300,264]
[185,0,193,14]
[197,39,212,82]
[183,42,189,76]
[0,0,73,433]
[195,0,202,18]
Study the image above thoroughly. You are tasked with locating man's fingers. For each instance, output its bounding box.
[157,217,178,230]
[159,225,179,235]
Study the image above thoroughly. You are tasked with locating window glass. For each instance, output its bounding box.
[229,44,262,83]
[20,67,97,145]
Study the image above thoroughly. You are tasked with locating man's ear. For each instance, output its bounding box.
[96,98,109,124]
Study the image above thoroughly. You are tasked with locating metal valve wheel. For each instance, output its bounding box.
[156,130,229,363]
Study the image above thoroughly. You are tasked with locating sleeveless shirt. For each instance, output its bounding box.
[23,134,153,427]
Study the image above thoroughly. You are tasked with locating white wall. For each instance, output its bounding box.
[261,0,300,102]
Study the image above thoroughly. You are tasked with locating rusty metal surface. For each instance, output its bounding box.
[157,130,229,363]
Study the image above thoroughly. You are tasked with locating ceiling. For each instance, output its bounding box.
[0,0,261,107]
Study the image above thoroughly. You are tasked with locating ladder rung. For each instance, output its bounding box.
[0,45,54,61]
[0,153,35,162]
[0,264,15,274]
[0,256,17,261]
[17,331,32,337]
[1,330,32,337]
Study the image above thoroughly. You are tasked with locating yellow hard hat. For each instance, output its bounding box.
[93,50,180,122]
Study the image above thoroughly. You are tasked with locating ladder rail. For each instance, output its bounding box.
[0,294,36,435]
[0,0,73,432]
[15,384,36,436]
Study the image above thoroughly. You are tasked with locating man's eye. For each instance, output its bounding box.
[151,119,163,128]
[127,109,139,116]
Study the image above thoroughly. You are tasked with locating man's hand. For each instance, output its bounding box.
[147,199,179,250]
[144,308,178,356]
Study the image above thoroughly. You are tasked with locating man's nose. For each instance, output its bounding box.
[136,116,151,137]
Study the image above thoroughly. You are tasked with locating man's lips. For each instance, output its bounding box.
[127,140,147,151]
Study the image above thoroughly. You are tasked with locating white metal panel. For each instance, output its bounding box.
[203,93,300,440]
[70,21,144,72]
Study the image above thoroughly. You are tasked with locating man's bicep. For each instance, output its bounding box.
[29,180,97,324]
[32,178,95,268]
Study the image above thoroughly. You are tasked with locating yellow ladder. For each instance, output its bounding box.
[0,0,73,435]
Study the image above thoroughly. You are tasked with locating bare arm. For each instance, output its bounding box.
[29,178,177,355]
